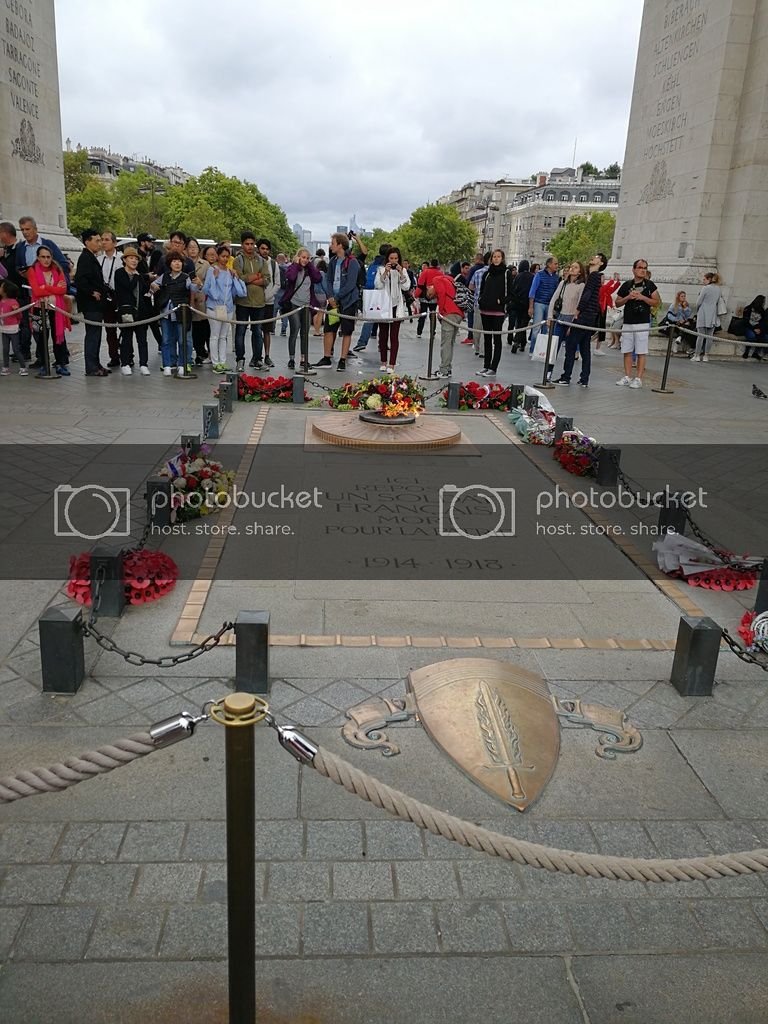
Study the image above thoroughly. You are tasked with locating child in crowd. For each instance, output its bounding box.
[0,280,27,375]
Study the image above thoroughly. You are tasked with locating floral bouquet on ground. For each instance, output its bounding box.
[67,550,179,607]
[159,447,235,522]
[323,375,426,417]
[237,374,302,403]
[439,381,513,411]
[553,431,600,476]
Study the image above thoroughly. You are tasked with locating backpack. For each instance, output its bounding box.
[364,260,379,290]
[453,275,473,314]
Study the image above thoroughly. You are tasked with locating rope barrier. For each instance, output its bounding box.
[310,745,768,883]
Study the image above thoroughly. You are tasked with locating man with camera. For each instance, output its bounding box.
[97,231,123,368]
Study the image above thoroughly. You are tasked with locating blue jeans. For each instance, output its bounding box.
[561,320,593,384]
[528,301,549,352]
[161,319,190,367]
[234,305,264,362]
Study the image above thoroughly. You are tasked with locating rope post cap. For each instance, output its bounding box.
[209,693,270,727]
[225,692,257,717]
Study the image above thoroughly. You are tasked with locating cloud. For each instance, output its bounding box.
[55,0,643,235]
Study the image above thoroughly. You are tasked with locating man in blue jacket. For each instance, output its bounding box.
[312,233,361,372]
[527,257,560,353]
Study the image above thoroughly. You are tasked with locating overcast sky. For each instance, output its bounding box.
[55,1,643,238]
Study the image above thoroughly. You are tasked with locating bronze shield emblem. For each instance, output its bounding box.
[408,658,559,812]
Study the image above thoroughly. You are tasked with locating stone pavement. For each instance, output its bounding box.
[1,317,767,1023]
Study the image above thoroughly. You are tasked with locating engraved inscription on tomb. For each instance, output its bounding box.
[3,0,44,135]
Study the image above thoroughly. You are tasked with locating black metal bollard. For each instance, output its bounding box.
[225,371,241,399]
[234,611,270,694]
[146,477,172,530]
[218,381,233,414]
[523,393,539,414]
[554,416,573,442]
[755,562,768,615]
[39,606,85,693]
[446,381,461,409]
[299,306,316,375]
[202,400,220,440]
[90,547,125,618]
[670,615,720,696]
[596,446,621,487]
[292,375,306,404]
[657,492,688,536]
[180,433,201,456]
[510,384,524,408]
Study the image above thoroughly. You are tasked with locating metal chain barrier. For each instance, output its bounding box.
[81,618,234,668]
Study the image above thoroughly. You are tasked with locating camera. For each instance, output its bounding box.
[347,231,355,240]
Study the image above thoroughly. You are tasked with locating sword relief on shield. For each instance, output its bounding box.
[475,680,534,802]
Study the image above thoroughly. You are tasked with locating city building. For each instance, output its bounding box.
[66,140,192,187]
[436,178,533,254]
[507,170,621,266]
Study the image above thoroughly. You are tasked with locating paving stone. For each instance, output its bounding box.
[119,822,187,862]
[0,824,63,864]
[268,862,330,901]
[691,900,768,948]
[302,902,370,954]
[456,860,524,899]
[0,865,71,905]
[64,864,138,903]
[115,678,176,709]
[672,730,768,819]
[624,696,687,728]
[436,902,509,953]
[55,823,127,862]
[253,904,302,955]
[645,822,713,857]
[503,901,573,952]
[625,899,705,949]
[395,861,459,900]
[533,821,599,853]
[13,906,96,961]
[365,821,425,859]
[696,820,764,854]
[0,907,27,958]
[159,904,226,958]
[424,832,485,860]
[333,862,394,900]
[316,680,371,712]
[254,821,304,860]
[704,873,768,898]
[752,900,768,930]
[86,907,165,959]
[371,901,439,953]
[198,862,267,903]
[306,821,363,860]
[590,821,658,858]
[134,863,202,901]
[73,694,136,725]
[566,902,639,951]
[282,695,338,726]
[181,821,225,861]
[519,865,587,898]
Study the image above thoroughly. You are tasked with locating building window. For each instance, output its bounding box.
[608,194,618,203]
[579,193,588,202]
[541,239,550,251]
[561,193,570,201]
[545,192,555,201]
[593,193,602,202]
[543,217,552,228]
[558,216,567,228]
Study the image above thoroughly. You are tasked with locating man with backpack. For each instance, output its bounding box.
[353,243,390,353]
[312,233,361,372]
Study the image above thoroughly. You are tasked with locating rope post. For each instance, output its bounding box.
[202,401,220,440]
[419,306,439,380]
[446,381,461,410]
[511,384,524,408]
[554,416,573,442]
[39,606,85,693]
[90,547,126,618]
[218,380,233,415]
[36,306,58,381]
[596,446,621,487]
[234,611,270,694]
[299,306,316,376]
[651,329,676,395]
[223,693,257,1024]
[180,433,201,456]
[146,477,172,530]
[539,322,556,389]
[670,615,720,696]
[523,393,539,414]
[755,562,768,615]
[657,492,687,536]
[292,375,306,404]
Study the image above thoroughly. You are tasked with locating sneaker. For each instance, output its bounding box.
[264,356,275,368]
[701,355,709,362]
[593,348,605,356]
[616,375,631,386]
[236,359,245,372]
[388,365,396,374]
[380,364,388,372]
[203,357,213,365]
[555,378,570,386]
[139,365,150,375]
[674,335,682,345]
[434,369,451,378]
[336,358,346,372]
[163,366,172,376]
[214,364,227,374]
[120,365,132,375]
[629,377,643,389]
[476,368,490,377]
[35,368,50,378]
[461,337,473,345]
[577,381,589,388]
[690,354,701,361]
[19,368,28,376]
[253,359,263,370]
[484,370,497,377]
[287,359,295,370]
[248,358,257,367]
[0,368,9,376]
[352,344,367,352]
[280,329,287,336]
[312,356,332,368]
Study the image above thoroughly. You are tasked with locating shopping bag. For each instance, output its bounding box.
[531,324,554,362]
[362,288,392,320]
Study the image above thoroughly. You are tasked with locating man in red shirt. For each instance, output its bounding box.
[416,259,442,343]
[420,269,464,377]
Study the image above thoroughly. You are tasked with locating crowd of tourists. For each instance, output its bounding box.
[0,216,763,385]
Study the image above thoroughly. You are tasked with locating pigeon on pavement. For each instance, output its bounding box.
[753,384,767,399]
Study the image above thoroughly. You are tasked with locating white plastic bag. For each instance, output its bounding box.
[362,288,392,320]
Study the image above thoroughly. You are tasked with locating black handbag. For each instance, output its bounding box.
[552,282,565,319]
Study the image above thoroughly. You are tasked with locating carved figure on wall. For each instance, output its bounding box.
[639,160,674,204]
[11,119,44,165]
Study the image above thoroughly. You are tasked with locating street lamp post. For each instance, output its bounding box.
[138,179,166,235]
[476,197,500,253]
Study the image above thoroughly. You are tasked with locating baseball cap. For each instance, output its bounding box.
[137,232,155,244]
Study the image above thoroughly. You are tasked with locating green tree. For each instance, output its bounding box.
[66,179,118,236]
[602,162,621,179]
[63,149,91,195]
[109,169,169,237]
[579,161,599,178]
[357,226,405,260]
[397,204,476,267]
[549,212,616,267]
